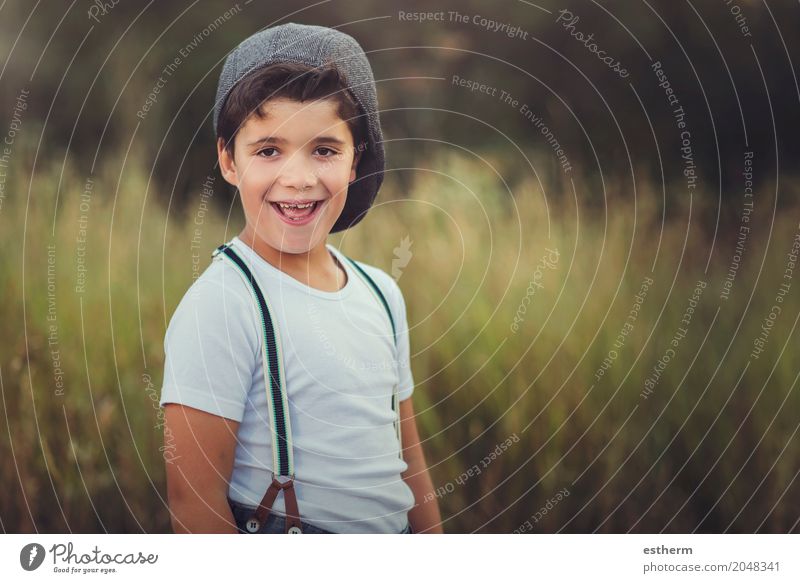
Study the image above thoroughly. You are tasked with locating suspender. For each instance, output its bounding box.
[340,255,403,456]
[212,243,402,534]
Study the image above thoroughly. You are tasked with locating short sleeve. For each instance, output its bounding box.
[389,278,415,402]
[160,269,260,422]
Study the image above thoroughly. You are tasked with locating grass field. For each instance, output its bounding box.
[2,144,799,533]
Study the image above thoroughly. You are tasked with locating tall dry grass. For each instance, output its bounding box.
[2,144,798,532]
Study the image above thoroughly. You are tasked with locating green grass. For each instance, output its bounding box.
[2,145,798,533]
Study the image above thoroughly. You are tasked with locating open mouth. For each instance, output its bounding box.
[269,199,325,225]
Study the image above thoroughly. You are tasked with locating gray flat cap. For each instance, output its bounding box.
[213,22,384,233]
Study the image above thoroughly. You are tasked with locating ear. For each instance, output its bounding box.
[349,146,362,184]
[217,137,239,187]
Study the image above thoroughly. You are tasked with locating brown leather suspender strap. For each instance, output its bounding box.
[253,476,303,534]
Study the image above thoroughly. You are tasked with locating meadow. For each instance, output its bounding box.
[2,142,799,533]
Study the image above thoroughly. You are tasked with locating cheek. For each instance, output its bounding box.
[319,160,354,190]
[240,166,275,198]
[240,162,274,186]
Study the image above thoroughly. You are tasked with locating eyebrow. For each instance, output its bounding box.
[247,135,347,147]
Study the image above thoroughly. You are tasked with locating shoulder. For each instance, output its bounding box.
[165,256,258,343]
[161,255,260,421]
[174,259,252,312]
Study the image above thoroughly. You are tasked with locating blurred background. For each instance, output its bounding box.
[1,0,799,533]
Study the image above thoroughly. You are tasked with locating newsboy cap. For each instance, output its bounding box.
[213,22,384,233]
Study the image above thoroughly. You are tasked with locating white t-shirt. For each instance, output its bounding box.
[160,236,416,533]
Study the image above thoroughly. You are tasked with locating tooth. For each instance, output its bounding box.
[278,202,313,208]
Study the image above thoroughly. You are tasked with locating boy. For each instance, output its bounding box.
[159,22,442,534]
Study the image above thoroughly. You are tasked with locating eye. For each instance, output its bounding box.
[256,147,278,157]
[315,146,338,157]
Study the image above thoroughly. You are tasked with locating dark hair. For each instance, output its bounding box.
[216,61,367,156]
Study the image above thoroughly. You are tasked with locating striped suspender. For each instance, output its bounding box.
[213,244,293,476]
[212,244,301,534]
[212,243,403,534]
[340,255,403,459]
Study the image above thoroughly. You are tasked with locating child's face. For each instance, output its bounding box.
[218,97,360,254]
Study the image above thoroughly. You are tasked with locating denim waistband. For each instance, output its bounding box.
[228,498,411,534]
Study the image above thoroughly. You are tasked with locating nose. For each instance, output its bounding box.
[277,152,317,191]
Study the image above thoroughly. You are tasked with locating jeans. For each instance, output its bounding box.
[228,498,412,534]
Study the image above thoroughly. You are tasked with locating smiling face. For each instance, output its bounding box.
[218,97,361,255]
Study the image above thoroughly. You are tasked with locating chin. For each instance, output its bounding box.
[279,242,313,254]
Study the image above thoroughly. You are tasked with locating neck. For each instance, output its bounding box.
[237,226,334,277]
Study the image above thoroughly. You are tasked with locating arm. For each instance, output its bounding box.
[399,397,443,533]
[164,403,240,533]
